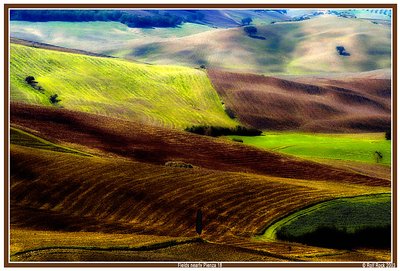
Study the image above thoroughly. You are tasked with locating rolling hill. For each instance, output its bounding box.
[10,103,389,187]
[10,104,390,261]
[10,43,237,129]
[11,15,391,74]
[124,15,391,74]
[208,69,391,132]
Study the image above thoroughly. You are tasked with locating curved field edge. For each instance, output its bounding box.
[11,233,204,257]
[10,126,91,157]
[10,43,238,129]
[259,193,391,241]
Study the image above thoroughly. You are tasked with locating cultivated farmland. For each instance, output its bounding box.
[208,69,391,133]
[8,8,393,263]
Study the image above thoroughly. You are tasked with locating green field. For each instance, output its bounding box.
[10,44,238,129]
[228,132,391,165]
[261,193,391,240]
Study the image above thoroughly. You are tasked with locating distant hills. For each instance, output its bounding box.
[10,9,289,28]
[10,15,391,75]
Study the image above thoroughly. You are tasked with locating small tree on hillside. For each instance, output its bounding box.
[241,17,253,25]
[385,129,391,140]
[25,76,36,84]
[196,209,203,235]
[244,26,257,36]
[49,94,61,104]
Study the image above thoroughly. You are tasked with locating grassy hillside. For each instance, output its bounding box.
[10,43,238,129]
[228,132,391,166]
[208,69,391,133]
[262,193,391,242]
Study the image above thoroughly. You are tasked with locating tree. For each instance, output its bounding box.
[25,76,36,84]
[385,130,391,140]
[241,17,253,25]
[374,151,383,163]
[244,26,257,36]
[49,94,61,104]
[196,209,203,235]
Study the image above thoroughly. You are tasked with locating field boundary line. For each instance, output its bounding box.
[11,237,204,258]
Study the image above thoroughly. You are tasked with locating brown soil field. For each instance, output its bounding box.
[208,69,391,133]
[10,102,389,187]
[9,103,391,261]
[10,144,389,261]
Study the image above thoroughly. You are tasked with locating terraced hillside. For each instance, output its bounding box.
[208,69,391,132]
[10,43,237,129]
[11,103,389,187]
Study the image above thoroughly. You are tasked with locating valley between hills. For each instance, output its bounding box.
[8,9,393,263]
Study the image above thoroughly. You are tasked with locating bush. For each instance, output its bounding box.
[244,26,257,36]
[385,130,391,140]
[241,17,253,25]
[336,46,351,56]
[25,76,36,84]
[165,161,193,168]
[232,138,243,143]
[224,107,236,119]
[185,125,262,137]
[49,94,61,104]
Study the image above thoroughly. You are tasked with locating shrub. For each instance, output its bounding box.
[165,161,193,168]
[185,125,262,137]
[336,46,351,56]
[224,107,236,119]
[241,17,253,25]
[244,26,257,36]
[49,94,61,104]
[25,76,36,84]
[385,130,391,140]
[232,138,243,143]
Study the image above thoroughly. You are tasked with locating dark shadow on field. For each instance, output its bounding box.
[277,225,391,249]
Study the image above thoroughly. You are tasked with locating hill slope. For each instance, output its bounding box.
[11,15,391,74]
[10,43,237,129]
[11,103,389,187]
[208,69,391,132]
[124,15,391,74]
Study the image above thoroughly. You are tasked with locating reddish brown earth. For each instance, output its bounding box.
[208,69,391,132]
[10,102,389,187]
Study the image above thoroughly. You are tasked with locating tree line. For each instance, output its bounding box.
[10,10,185,28]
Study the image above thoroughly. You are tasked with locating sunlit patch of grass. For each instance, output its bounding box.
[10,44,238,129]
[228,132,391,165]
